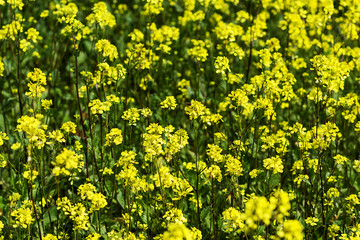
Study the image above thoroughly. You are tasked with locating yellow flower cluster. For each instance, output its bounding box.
[142,0,164,16]
[160,96,177,110]
[0,13,23,41]
[164,128,189,160]
[224,154,243,177]
[0,132,8,146]
[276,220,303,240]
[87,2,116,29]
[263,155,284,174]
[48,130,65,144]
[61,121,77,134]
[204,165,222,182]
[7,0,24,10]
[78,183,107,213]
[311,55,351,93]
[158,222,201,240]
[95,39,118,61]
[43,234,58,240]
[89,99,112,115]
[151,166,193,201]
[16,115,47,149]
[187,40,208,62]
[25,68,47,98]
[56,197,90,231]
[125,43,159,70]
[105,128,123,146]
[163,208,187,224]
[122,108,140,125]
[116,150,137,167]
[214,56,231,76]
[11,201,34,229]
[185,100,206,120]
[52,148,83,176]
[41,99,53,110]
[53,2,78,23]
[222,207,244,233]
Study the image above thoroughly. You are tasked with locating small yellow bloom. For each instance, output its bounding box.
[41,99,52,110]
[61,121,77,134]
[305,217,319,226]
[95,39,118,61]
[160,96,177,110]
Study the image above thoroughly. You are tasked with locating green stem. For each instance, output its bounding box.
[72,34,89,178]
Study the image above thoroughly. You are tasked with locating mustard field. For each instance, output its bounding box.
[0,0,360,239]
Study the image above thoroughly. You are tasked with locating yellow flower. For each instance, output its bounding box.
[0,132,8,146]
[16,115,47,149]
[207,144,223,162]
[333,154,349,165]
[117,4,128,14]
[86,2,116,29]
[305,217,319,226]
[142,0,164,16]
[115,152,137,170]
[0,57,4,77]
[52,148,83,176]
[277,220,304,240]
[48,130,65,144]
[263,155,283,174]
[23,165,38,182]
[188,40,208,62]
[141,108,153,117]
[43,234,58,240]
[41,99,52,110]
[161,96,177,110]
[224,155,243,177]
[129,28,144,42]
[243,196,275,229]
[294,174,309,186]
[106,94,120,103]
[86,233,101,240]
[163,208,187,225]
[116,164,138,187]
[89,99,112,115]
[26,27,42,43]
[222,207,244,233]
[177,79,190,98]
[8,0,24,10]
[122,108,140,125]
[249,169,263,178]
[328,224,340,238]
[0,154,6,168]
[102,167,114,175]
[61,121,77,134]
[204,165,222,182]
[185,100,206,120]
[75,141,83,151]
[105,128,123,146]
[87,191,106,212]
[40,10,49,18]
[95,39,118,61]
[56,197,90,231]
[311,55,351,93]
[270,190,291,223]
[25,68,47,98]
[11,203,34,229]
[214,56,231,75]
[20,39,31,52]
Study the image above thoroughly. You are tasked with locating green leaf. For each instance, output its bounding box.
[117,190,125,209]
